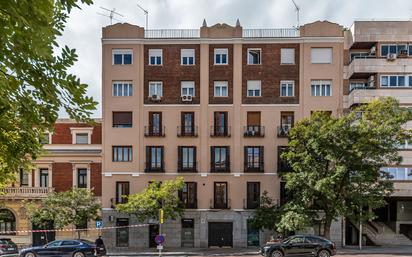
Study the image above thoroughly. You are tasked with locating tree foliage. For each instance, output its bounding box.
[278,97,411,238]
[249,191,281,232]
[28,188,101,238]
[0,0,96,186]
[116,178,185,222]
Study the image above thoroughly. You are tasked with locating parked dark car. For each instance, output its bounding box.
[20,240,96,257]
[0,238,18,256]
[260,235,336,257]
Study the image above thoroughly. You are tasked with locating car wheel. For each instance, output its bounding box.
[24,252,36,257]
[317,249,330,257]
[271,250,283,257]
[73,252,85,257]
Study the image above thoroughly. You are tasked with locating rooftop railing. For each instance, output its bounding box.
[145,29,200,38]
[242,28,300,38]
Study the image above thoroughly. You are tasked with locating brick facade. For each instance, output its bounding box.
[209,44,234,104]
[144,44,201,104]
[52,163,73,192]
[242,44,300,104]
[91,162,102,196]
[52,122,102,144]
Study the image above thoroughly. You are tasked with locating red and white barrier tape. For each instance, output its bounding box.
[1,224,150,234]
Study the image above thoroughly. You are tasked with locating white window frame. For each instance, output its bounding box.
[311,80,332,96]
[280,80,295,97]
[112,49,133,65]
[181,81,195,97]
[247,80,262,97]
[247,48,262,65]
[181,49,195,65]
[280,48,295,65]
[148,81,163,97]
[34,164,52,188]
[70,127,93,145]
[214,48,228,65]
[214,81,229,97]
[381,44,410,57]
[112,81,133,97]
[311,48,333,64]
[148,49,163,65]
[72,164,91,189]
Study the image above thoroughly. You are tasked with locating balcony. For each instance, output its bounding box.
[210,126,231,137]
[144,163,165,173]
[243,126,265,137]
[210,198,231,209]
[210,163,230,173]
[144,126,165,137]
[346,87,412,108]
[243,198,260,210]
[347,57,412,79]
[392,182,412,197]
[277,125,292,138]
[180,198,198,209]
[177,162,197,173]
[177,126,198,137]
[0,187,54,199]
[244,163,264,173]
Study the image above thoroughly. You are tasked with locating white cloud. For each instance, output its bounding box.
[57,0,412,118]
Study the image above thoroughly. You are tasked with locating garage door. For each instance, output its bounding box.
[208,222,233,247]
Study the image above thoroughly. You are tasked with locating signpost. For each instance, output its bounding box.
[157,209,164,257]
[96,220,103,229]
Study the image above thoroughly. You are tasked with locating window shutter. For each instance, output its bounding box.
[244,147,248,171]
[193,147,197,171]
[193,182,198,208]
[177,146,182,172]
[210,147,215,172]
[226,147,230,172]
[260,146,264,172]
[145,147,150,171]
[311,48,333,64]
[281,48,295,64]
[113,112,132,126]
[161,147,165,172]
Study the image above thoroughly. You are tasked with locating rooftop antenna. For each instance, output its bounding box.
[291,0,300,28]
[136,3,149,29]
[97,7,124,25]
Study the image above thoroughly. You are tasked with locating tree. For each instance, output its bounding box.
[278,97,411,239]
[0,0,97,187]
[249,191,281,232]
[28,188,101,239]
[116,178,185,222]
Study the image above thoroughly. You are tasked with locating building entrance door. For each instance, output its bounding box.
[32,222,55,246]
[149,224,159,248]
[208,222,233,247]
[181,218,194,247]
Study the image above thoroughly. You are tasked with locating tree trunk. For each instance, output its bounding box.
[77,230,81,239]
[324,218,332,239]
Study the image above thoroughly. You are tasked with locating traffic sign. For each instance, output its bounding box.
[159,209,164,224]
[96,220,103,229]
[155,235,165,245]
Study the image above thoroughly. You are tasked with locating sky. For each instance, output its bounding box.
[58,0,412,118]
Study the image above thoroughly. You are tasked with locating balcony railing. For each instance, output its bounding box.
[210,163,230,173]
[177,126,198,137]
[242,29,300,38]
[244,163,264,173]
[177,162,197,173]
[210,126,231,137]
[144,126,165,137]
[243,198,260,209]
[145,29,200,38]
[144,162,165,173]
[0,187,54,199]
[244,126,265,137]
[180,198,198,209]
[210,198,231,209]
[277,125,292,137]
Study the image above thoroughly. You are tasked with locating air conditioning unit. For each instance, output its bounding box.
[151,94,161,101]
[181,95,193,102]
[387,53,397,61]
[369,46,376,55]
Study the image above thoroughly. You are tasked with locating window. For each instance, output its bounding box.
[40,133,50,144]
[211,146,230,172]
[148,49,162,65]
[349,82,367,91]
[0,209,16,235]
[311,80,332,96]
[178,146,196,172]
[148,112,163,136]
[280,80,294,97]
[112,82,133,97]
[382,167,412,180]
[112,49,132,65]
[181,81,195,97]
[146,146,164,172]
[112,146,133,162]
[62,241,81,246]
[247,80,261,97]
[75,133,89,144]
[39,168,48,187]
[181,49,195,65]
[244,146,264,172]
[149,82,163,97]
[278,146,291,172]
[279,112,294,137]
[409,45,412,56]
[113,112,132,128]
[248,49,261,65]
[77,169,87,188]
[214,81,228,97]
[311,48,332,64]
[20,169,29,186]
[381,75,412,87]
[247,182,260,209]
[213,112,229,137]
[214,182,228,209]
[246,112,262,136]
[116,182,130,204]
[214,48,228,65]
[247,219,260,246]
[179,182,197,209]
[180,112,195,136]
[381,44,410,56]
[281,48,295,64]
[116,218,129,247]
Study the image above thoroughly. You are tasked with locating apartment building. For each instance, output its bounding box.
[101,20,344,249]
[0,119,102,246]
[343,20,412,245]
